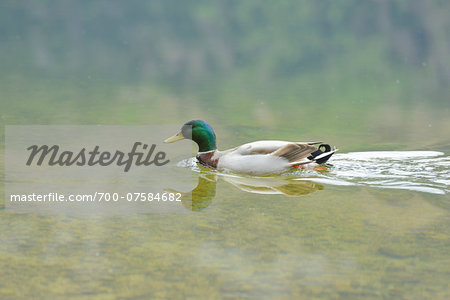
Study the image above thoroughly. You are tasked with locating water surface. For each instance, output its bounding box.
[1,147,449,299]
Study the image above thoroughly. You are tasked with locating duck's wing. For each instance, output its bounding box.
[271,143,318,164]
[230,140,336,166]
[234,140,309,155]
[283,143,338,166]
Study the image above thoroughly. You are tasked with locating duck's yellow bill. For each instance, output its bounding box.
[164,131,185,143]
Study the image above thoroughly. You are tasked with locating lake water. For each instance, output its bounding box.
[1,111,449,298]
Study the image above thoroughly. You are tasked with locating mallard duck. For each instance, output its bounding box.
[165,120,337,175]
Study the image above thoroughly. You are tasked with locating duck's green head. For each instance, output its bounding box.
[164,120,217,152]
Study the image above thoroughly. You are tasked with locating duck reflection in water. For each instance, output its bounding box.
[169,170,324,211]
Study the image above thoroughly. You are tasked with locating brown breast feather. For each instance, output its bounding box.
[196,152,219,169]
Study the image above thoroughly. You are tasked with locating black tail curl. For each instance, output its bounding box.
[308,144,334,164]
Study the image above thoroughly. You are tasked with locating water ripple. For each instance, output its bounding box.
[302,151,450,194]
[178,151,449,195]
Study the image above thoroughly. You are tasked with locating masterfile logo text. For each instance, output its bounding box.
[5,125,195,213]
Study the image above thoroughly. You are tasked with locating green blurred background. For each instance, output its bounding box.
[1,0,449,152]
